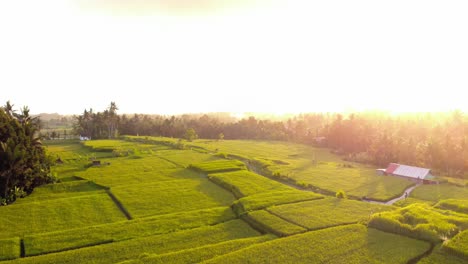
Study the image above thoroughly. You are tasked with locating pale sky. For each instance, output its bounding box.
[0,0,467,115]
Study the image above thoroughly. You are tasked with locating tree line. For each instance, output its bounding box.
[73,103,467,179]
[0,102,53,205]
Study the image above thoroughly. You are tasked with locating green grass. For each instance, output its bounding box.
[393,197,435,207]
[443,229,468,260]
[13,180,107,204]
[23,207,235,256]
[368,203,468,243]
[76,155,183,186]
[6,220,261,264]
[245,210,306,236]
[410,183,468,202]
[268,198,391,230]
[111,178,235,218]
[202,224,430,264]
[0,237,20,261]
[0,193,128,238]
[232,190,323,215]
[176,138,415,201]
[155,149,219,167]
[121,235,276,264]
[208,170,292,198]
[189,159,246,174]
[435,199,468,214]
[419,244,466,264]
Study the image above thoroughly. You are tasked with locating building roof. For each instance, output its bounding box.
[385,163,432,179]
[385,163,399,174]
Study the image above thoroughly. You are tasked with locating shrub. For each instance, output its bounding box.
[336,190,347,199]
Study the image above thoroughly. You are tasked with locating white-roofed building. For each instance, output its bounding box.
[378,163,437,184]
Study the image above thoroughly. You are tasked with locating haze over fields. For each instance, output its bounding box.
[1,0,467,115]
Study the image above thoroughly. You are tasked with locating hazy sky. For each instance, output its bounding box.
[1,0,467,115]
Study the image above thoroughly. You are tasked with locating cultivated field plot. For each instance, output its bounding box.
[419,244,466,264]
[369,203,468,243]
[155,149,219,167]
[111,178,235,218]
[0,238,20,261]
[245,210,306,236]
[411,183,468,203]
[203,224,430,264]
[124,235,276,264]
[268,198,391,230]
[23,207,235,257]
[5,220,262,264]
[180,139,415,201]
[435,199,468,214]
[208,170,292,198]
[232,189,323,215]
[12,180,107,205]
[443,229,468,260]
[189,159,246,174]
[76,155,185,186]
[0,193,127,238]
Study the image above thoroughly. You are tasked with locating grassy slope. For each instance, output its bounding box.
[435,199,468,214]
[0,193,127,238]
[121,235,276,264]
[411,183,468,202]
[419,244,466,264]
[202,224,430,264]
[0,238,20,261]
[232,190,323,215]
[183,138,415,201]
[5,220,261,264]
[12,181,106,205]
[245,210,306,236]
[368,203,468,243]
[268,198,391,230]
[111,179,235,218]
[23,207,235,256]
[443,229,468,260]
[208,170,291,198]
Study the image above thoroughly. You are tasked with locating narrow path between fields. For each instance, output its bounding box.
[363,183,422,205]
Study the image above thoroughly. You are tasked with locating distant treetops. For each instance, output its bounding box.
[0,102,54,205]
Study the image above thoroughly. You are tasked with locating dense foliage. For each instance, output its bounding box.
[0,102,52,205]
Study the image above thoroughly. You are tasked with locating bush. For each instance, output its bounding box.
[336,190,347,199]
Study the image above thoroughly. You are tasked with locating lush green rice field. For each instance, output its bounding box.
[268,198,391,230]
[111,178,235,218]
[13,180,107,204]
[5,220,261,264]
[411,183,468,202]
[202,224,430,264]
[245,210,306,236]
[122,235,276,264]
[23,207,235,256]
[419,244,467,264]
[442,229,468,260]
[232,189,323,215]
[2,138,463,263]
[369,203,468,243]
[0,193,127,238]
[0,238,20,261]
[208,170,292,198]
[189,159,246,174]
[435,199,468,214]
[180,139,415,201]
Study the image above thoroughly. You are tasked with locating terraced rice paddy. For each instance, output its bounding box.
[202,224,430,264]
[1,137,466,263]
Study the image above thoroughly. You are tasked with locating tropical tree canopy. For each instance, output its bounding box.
[0,102,53,205]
